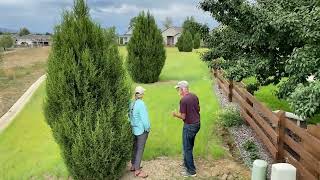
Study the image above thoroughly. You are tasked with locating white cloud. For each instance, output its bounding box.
[98,4,141,14]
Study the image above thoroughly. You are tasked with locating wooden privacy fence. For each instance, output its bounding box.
[213,69,320,180]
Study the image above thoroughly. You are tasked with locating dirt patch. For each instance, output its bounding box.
[2,47,50,68]
[121,157,250,180]
[0,47,49,118]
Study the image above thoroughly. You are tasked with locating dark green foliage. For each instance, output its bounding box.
[176,35,184,51]
[44,1,132,179]
[200,0,320,118]
[193,33,201,49]
[128,17,137,30]
[243,140,260,162]
[289,81,320,118]
[126,12,166,83]
[0,34,14,51]
[18,27,30,36]
[182,16,209,41]
[217,106,243,127]
[246,82,260,95]
[177,31,193,52]
[183,31,193,52]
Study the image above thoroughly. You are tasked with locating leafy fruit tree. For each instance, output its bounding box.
[18,27,30,36]
[44,0,132,179]
[200,0,320,119]
[126,11,166,83]
[163,17,173,29]
[0,34,14,51]
[177,31,193,52]
[193,33,201,49]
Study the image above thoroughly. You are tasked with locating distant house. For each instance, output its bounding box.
[118,29,132,45]
[161,27,183,46]
[15,34,51,47]
[118,26,183,46]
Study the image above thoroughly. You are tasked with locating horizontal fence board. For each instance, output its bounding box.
[241,109,278,158]
[284,134,320,174]
[245,93,279,125]
[284,150,318,180]
[284,118,320,153]
[233,83,249,102]
[232,88,278,144]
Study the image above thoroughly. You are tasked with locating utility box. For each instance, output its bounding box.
[271,163,296,180]
[251,160,268,180]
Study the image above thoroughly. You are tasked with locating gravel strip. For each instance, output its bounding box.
[213,83,273,179]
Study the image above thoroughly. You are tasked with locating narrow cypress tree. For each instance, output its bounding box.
[193,33,201,49]
[177,34,185,52]
[44,1,132,179]
[126,12,166,83]
[183,31,193,52]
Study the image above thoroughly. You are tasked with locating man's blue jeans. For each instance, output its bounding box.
[183,122,200,175]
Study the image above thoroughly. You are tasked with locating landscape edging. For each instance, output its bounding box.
[0,75,46,133]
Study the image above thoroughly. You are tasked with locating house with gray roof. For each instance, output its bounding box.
[118,29,132,45]
[161,27,183,46]
[118,26,183,46]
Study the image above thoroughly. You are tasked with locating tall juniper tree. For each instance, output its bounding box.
[126,11,166,83]
[44,0,132,179]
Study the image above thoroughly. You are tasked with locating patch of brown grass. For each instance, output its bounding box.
[0,47,49,117]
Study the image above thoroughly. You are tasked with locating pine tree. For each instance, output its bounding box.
[44,1,132,179]
[193,33,201,49]
[126,11,166,83]
[177,34,184,52]
[183,31,193,52]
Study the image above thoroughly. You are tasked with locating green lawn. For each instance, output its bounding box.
[0,47,224,179]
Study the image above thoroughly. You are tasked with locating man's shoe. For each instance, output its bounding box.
[180,171,197,177]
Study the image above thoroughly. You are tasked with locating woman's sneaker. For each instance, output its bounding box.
[180,171,197,177]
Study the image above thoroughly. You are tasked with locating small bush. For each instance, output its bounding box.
[126,11,166,83]
[217,106,243,127]
[243,139,260,162]
[177,31,193,52]
[183,31,193,52]
[246,82,260,95]
[193,33,201,49]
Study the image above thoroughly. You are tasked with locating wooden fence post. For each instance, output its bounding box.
[276,110,286,163]
[213,69,217,77]
[228,80,233,102]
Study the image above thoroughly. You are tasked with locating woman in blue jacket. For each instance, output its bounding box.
[129,86,150,178]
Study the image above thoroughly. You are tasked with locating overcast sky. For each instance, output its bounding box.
[0,0,218,34]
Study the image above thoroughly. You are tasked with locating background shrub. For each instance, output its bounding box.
[126,11,166,83]
[177,34,184,52]
[177,31,193,52]
[217,105,243,127]
[193,33,201,49]
[44,1,132,179]
[183,31,193,52]
[246,82,260,95]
